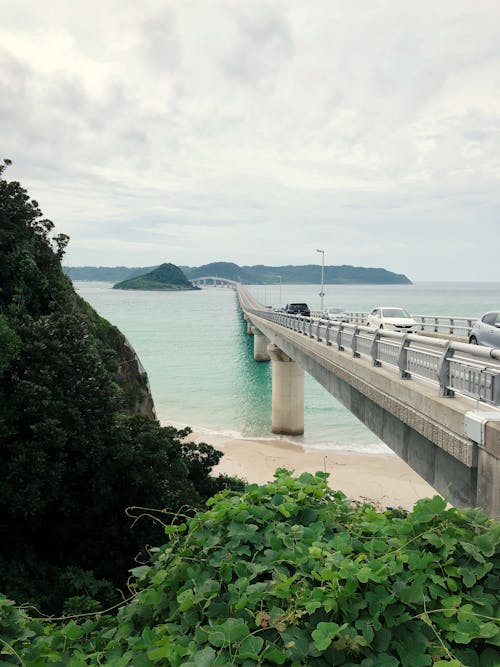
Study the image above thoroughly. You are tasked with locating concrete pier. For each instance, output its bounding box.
[234,282,500,518]
[253,329,270,361]
[268,343,304,435]
[476,421,500,518]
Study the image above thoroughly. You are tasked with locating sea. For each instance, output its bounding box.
[76,281,499,456]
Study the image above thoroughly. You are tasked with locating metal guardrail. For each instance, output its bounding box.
[310,311,477,336]
[413,315,476,336]
[243,303,500,408]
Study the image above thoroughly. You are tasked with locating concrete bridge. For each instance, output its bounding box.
[234,283,500,519]
[190,276,236,288]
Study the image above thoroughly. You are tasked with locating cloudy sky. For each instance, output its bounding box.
[1,1,499,281]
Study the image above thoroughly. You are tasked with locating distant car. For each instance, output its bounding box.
[323,307,349,322]
[367,307,417,333]
[469,311,500,347]
[285,303,311,317]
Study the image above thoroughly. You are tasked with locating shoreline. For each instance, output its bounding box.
[187,430,438,511]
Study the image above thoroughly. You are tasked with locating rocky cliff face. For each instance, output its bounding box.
[117,335,156,418]
[73,293,156,419]
[0,162,156,428]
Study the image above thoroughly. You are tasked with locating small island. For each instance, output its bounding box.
[113,262,199,291]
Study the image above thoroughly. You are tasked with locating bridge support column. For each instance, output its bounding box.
[476,421,500,520]
[268,344,304,435]
[253,329,270,361]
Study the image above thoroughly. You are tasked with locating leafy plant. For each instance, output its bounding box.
[1,470,498,665]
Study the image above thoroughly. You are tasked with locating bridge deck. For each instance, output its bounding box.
[236,284,500,518]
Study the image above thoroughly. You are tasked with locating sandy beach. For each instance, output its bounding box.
[189,432,439,511]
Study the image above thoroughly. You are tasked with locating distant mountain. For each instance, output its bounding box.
[65,262,412,285]
[113,263,198,291]
[179,262,254,283]
[64,265,159,282]
[181,263,412,285]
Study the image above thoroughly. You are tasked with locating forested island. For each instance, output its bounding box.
[65,261,412,285]
[1,161,497,664]
[113,262,198,290]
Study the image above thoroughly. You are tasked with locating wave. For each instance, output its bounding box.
[160,418,393,456]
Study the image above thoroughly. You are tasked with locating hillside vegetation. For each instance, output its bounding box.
[65,262,412,285]
[0,161,241,613]
[182,262,412,285]
[2,163,497,663]
[1,471,498,665]
[113,263,198,290]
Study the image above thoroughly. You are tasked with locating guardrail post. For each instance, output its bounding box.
[437,342,455,397]
[397,334,411,378]
[325,322,332,346]
[434,317,439,333]
[493,375,500,406]
[351,326,361,358]
[450,318,454,335]
[337,324,345,351]
[370,330,381,366]
[316,319,321,341]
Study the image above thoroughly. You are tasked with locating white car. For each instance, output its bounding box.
[323,307,349,322]
[367,307,417,333]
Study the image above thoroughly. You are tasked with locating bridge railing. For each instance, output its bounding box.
[247,308,500,407]
[309,312,477,336]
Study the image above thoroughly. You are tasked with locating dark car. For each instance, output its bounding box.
[469,311,500,347]
[285,303,311,317]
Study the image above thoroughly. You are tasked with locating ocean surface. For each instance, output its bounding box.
[76,281,499,455]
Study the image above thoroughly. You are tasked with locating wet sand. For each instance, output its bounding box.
[189,432,439,511]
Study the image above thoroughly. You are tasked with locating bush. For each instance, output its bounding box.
[1,470,498,665]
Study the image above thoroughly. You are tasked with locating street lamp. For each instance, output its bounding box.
[272,274,282,309]
[316,249,325,313]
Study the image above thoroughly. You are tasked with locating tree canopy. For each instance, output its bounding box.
[0,161,241,612]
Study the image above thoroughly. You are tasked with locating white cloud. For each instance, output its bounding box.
[1,0,499,280]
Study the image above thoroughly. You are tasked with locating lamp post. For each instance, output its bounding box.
[316,249,325,313]
[272,275,282,309]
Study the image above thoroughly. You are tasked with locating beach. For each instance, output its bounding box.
[189,432,439,511]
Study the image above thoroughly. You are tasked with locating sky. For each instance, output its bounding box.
[1,1,499,281]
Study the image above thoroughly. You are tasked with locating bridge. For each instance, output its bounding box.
[232,283,500,519]
[190,276,236,288]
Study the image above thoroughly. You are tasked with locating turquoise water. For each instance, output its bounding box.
[77,282,499,454]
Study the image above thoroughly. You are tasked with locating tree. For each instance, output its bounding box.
[0,162,242,612]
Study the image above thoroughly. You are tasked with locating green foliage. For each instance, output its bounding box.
[66,261,412,285]
[113,263,197,290]
[1,471,498,665]
[0,163,241,613]
[0,314,20,374]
